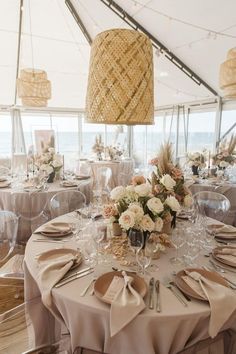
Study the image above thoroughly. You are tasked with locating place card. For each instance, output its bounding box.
[103,275,124,302]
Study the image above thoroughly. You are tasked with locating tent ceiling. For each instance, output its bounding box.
[0,0,236,109]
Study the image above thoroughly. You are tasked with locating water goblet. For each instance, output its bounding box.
[128,229,144,255]
[136,248,151,276]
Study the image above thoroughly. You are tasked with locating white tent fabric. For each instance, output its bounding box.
[0,0,236,109]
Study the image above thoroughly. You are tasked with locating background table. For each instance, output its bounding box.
[24,215,236,354]
[189,182,236,226]
[89,159,134,189]
[0,180,92,244]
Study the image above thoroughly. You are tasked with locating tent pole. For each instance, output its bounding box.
[14,0,24,105]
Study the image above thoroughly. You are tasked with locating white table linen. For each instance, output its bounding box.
[24,215,236,354]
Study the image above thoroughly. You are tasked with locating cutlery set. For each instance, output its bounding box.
[148,277,161,312]
[54,267,94,288]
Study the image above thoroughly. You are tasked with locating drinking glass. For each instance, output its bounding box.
[128,229,144,255]
[169,227,185,265]
[136,248,151,276]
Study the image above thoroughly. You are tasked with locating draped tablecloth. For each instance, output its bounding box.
[0,180,91,244]
[190,182,236,226]
[89,159,134,189]
[24,215,236,354]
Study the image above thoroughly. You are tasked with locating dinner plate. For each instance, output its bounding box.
[94,271,147,304]
[37,248,82,267]
[75,175,90,180]
[175,268,228,301]
[40,229,72,237]
[0,181,11,188]
[212,246,236,268]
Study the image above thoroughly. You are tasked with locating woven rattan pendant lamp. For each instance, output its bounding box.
[219,48,236,99]
[86,29,154,125]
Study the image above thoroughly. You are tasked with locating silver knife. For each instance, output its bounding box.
[54,269,94,288]
[148,277,155,309]
[59,266,93,283]
[155,280,161,313]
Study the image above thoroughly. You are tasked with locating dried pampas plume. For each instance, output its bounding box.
[228,134,236,155]
[157,142,174,175]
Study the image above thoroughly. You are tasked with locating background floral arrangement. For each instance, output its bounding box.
[34,147,62,176]
[105,144,123,160]
[186,150,206,168]
[92,134,104,160]
[212,134,236,168]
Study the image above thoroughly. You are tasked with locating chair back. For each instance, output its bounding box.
[0,166,10,177]
[193,191,230,222]
[96,167,112,193]
[0,210,18,262]
[50,190,86,218]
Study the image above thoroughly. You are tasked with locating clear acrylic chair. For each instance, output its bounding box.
[193,191,230,223]
[94,167,112,204]
[50,190,86,218]
[0,166,10,178]
[0,210,18,263]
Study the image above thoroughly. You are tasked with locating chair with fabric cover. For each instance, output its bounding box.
[193,191,230,223]
[50,190,86,218]
[0,299,71,354]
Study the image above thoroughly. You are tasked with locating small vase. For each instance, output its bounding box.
[112,222,122,236]
[191,165,199,176]
[47,171,55,183]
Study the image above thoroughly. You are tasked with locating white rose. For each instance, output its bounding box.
[128,203,144,221]
[165,196,181,212]
[110,186,126,201]
[219,161,229,168]
[119,210,135,230]
[160,174,176,191]
[48,147,55,153]
[183,194,193,208]
[134,183,152,197]
[40,164,53,175]
[147,197,164,214]
[140,214,155,232]
[51,159,62,168]
[126,185,135,193]
[154,217,163,232]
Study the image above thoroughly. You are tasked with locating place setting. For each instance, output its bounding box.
[33,222,74,243]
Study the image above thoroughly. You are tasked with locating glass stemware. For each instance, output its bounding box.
[128,229,144,255]
[136,247,151,276]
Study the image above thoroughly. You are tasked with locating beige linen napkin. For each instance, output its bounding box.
[214,248,236,265]
[182,271,236,337]
[106,271,145,337]
[215,225,236,238]
[36,250,77,316]
[35,222,71,234]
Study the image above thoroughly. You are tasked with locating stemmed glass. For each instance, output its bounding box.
[136,248,151,276]
[169,227,185,265]
[128,229,144,255]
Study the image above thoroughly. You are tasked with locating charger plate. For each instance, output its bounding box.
[212,246,236,268]
[94,271,147,304]
[37,248,82,268]
[175,268,228,301]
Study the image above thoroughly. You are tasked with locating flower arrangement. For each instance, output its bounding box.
[92,134,104,160]
[186,151,206,168]
[34,147,62,176]
[105,144,123,160]
[212,135,236,168]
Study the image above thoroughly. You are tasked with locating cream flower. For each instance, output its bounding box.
[140,214,155,232]
[154,217,164,232]
[128,203,144,221]
[165,196,181,212]
[110,186,126,201]
[134,183,152,197]
[119,210,135,230]
[183,194,193,208]
[102,204,118,219]
[219,161,229,168]
[40,164,53,174]
[147,197,164,214]
[160,174,176,191]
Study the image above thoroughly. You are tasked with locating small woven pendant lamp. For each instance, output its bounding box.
[219,48,236,99]
[17,68,51,107]
[86,29,154,125]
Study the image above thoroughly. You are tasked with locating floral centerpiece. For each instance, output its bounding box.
[34,147,62,182]
[105,144,123,161]
[92,134,104,161]
[212,135,236,169]
[186,150,206,175]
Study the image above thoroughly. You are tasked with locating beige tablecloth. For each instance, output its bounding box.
[190,183,236,226]
[89,160,134,189]
[24,215,236,354]
[0,180,91,244]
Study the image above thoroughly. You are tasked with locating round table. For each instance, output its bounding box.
[0,180,92,244]
[24,215,236,354]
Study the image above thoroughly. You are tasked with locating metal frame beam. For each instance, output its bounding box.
[100,0,218,97]
[65,0,92,45]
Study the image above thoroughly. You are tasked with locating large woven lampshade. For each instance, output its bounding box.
[219,48,236,99]
[17,68,51,107]
[86,29,154,125]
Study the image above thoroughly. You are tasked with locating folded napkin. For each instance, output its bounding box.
[36,249,77,319]
[215,225,236,238]
[35,222,71,235]
[0,181,10,188]
[60,180,78,187]
[105,271,145,337]
[214,248,236,265]
[182,270,236,337]
[0,176,7,182]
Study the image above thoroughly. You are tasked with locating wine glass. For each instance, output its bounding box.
[128,229,144,255]
[136,248,151,276]
[169,227,185,265]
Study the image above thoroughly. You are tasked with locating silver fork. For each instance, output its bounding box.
[163,279,188,307]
